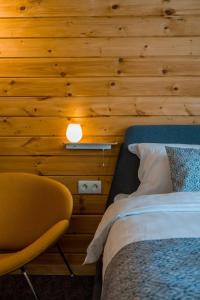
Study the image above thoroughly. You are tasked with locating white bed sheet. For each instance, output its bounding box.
[84,192,200,277]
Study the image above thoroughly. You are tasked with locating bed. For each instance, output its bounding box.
[90,125,200,300]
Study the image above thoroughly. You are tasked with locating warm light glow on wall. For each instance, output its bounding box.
[66,124,83,143]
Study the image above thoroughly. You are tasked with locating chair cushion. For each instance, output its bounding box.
[0,220,68,275]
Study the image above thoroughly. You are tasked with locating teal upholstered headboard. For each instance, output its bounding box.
[107,125,200,207]
[125,125,200,146]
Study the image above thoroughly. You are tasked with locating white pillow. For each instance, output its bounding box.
[128,143,200,197]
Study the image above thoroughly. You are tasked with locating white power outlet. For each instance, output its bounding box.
[78,180,101,194]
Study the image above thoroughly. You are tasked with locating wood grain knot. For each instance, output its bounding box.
[164,8,175,15]
[60,72,66,77]
[110,82,116,86]
[173,86,179,91]
[20,6,26,10]
[118,57,123,63]
[162,69,168,74]
[112,4,119,9]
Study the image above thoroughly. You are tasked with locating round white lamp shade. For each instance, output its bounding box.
[66,124,83,143]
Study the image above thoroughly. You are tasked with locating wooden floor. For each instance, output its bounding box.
[0,275,94,300]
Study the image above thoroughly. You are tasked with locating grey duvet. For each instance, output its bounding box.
[102,238,200,300]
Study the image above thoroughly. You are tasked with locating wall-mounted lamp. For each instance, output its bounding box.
[66,123,83,143]
[65,123,117,150]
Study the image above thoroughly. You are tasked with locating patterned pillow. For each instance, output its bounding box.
[165,146,200,192]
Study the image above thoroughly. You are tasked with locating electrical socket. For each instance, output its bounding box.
[78,180,101,194]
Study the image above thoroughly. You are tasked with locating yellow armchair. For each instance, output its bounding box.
[0,173,73,300]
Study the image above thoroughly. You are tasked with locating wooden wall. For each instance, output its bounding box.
[1,0,200,275]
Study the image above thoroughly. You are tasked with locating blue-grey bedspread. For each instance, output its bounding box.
[101,238,200,300]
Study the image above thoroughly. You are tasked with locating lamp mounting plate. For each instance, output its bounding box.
[65,143,117,150]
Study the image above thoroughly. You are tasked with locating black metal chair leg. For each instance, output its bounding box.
[21,266,39,300]
[56,243,75,277]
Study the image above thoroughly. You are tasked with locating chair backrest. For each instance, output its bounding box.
[0,173,73,250]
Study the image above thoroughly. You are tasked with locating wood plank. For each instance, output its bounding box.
[0,37,199,57]
[31,253,86,265]
[13,253,95,275]
[73,195,107,215]
[49,234,93,253]
[0,0,199,17]
[118,57,200,77]
[26,264,95,276]
[1,57,200,77]
[129,97,200,116]
[0,58,120,78]
[49,176,112,195]
[0,136,120,155]
[1,96,200,117]
[1,77,200,97]
[27,263,95,276]
[0,16,200,38]
[1,116,200,137]
[69,215,102,234]
[26,253,95,275]
[0,156,117,175]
